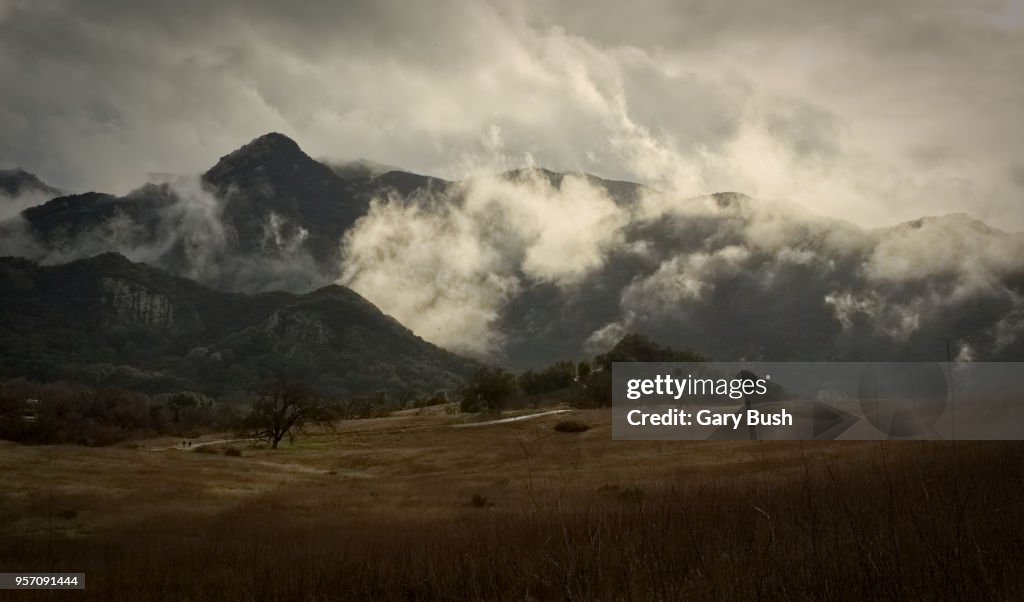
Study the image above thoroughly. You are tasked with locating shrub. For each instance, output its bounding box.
[224,447,243,457]
[553,420,590,433]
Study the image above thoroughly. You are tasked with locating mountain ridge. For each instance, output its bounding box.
[4,133,1011,237]
[1,132,1022,369]
[0,252,477,396]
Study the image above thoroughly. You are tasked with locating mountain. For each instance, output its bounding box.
[337,175,1024,367]
[0,136,635,296]
[0,168,60,198]
[493,199,1024,366]
[2,133,1023,368]
[201,132,369,265]
[0,253,477,396]
[1,133,451,293]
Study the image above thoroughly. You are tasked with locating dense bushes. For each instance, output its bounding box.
[0,377,460,446]
[459,367,518,413]
[0,378,243,445]
[574,333,710,408]
[451,334,708,414]
[518,361,575,396]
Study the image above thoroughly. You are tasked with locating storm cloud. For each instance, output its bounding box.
[3,0,1024,362]
[1,0,1023,228]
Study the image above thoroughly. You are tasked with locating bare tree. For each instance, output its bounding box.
[459,366,518,414]
[396,389,417,411]
[241,382,334,449]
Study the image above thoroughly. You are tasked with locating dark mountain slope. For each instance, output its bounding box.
[0,253,476,395]
[202,132,370,264]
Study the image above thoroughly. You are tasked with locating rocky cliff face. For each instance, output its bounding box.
[0,254,478,396]
[263,309,332,347]
[99,277,178,329]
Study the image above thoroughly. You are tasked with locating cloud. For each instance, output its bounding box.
[10,178,228,272]
[620,245,751,312]
[572,186,1024,361]
[0,188,53,220]
[0,0,1021,228]
[864,215,1024,296]
[338,170,626,356]
[823,292,922,341]
[337,153,1024,360]
[0,176,330,293]
[3,0,1024,362]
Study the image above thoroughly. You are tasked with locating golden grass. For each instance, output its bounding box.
[1,410,1022,600]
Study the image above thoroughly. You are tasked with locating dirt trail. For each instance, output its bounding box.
[148,408,573,451]
[150,438,253,452]
[450,409,572,428]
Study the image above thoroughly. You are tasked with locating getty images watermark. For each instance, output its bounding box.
[612,362,1024,440]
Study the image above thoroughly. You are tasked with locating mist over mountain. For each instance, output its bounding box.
[0,168,58,197]
[1,133,1022,370]
[339,163,1024,366]
[0,168,60,221]
[0,134,447,293]
[326,158,402,180]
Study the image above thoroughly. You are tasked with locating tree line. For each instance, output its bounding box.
[459,333,708,413]
[0,333,703,448]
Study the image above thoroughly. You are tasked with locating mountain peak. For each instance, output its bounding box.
[243,132,302,154]
[196,134,369,267]
[202,132,330,190]
[209,132,305,166]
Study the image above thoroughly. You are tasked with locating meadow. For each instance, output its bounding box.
[1,407,1022,600]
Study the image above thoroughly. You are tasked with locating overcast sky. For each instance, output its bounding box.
[1,0,1023,227]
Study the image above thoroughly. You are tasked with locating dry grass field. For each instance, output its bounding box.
[1,407,1023,600]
